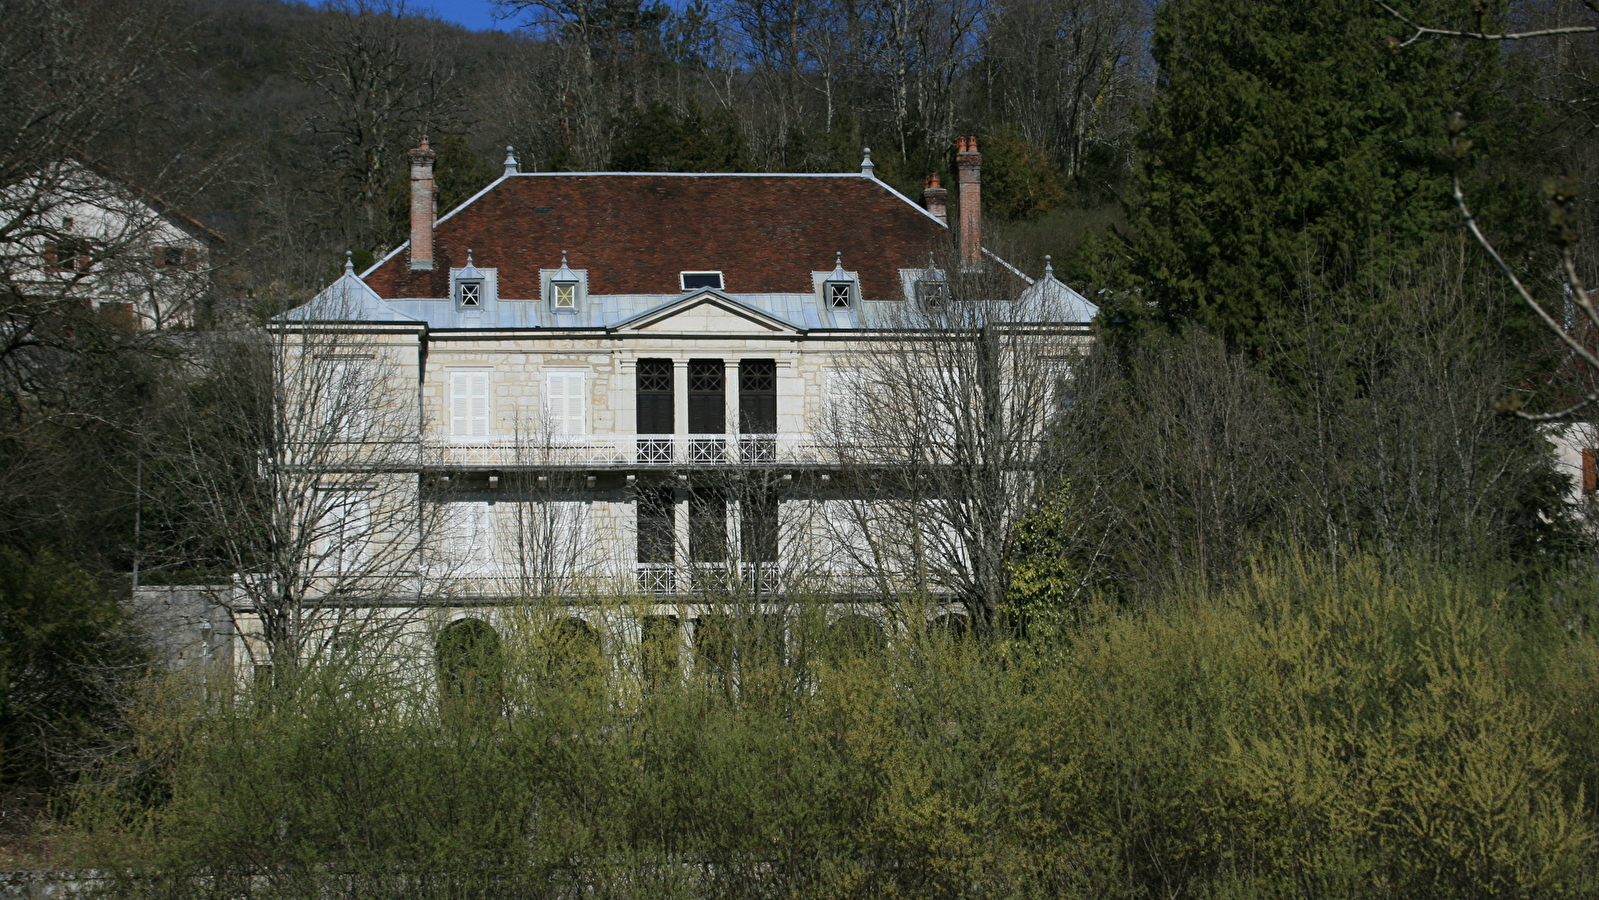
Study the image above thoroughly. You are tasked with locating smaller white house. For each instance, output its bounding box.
[2,160,222,329]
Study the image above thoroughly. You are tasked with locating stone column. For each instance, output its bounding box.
[673,359,689,463]
[724,359,739,437]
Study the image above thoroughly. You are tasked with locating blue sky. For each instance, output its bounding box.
[409,0,519,33]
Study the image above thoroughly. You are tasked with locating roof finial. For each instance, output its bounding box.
[344,250,354,273]
[467,248,475,267]
[860,148,875,177]
[561,250,569,267]
[836,251,843,267]
[503,146,519,176]
[1043,254,1053,277]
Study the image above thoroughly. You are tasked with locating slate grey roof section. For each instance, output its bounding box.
[282,268,1088,331]
[1016,261,1099,323]
[353,288,874,331]
[280,268,421,323]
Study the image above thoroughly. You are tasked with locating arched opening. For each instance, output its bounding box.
[437,618,503,715]
[930,613,969,640]
[824,613,886,665]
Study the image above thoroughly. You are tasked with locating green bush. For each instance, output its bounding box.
[69,560,1599,898]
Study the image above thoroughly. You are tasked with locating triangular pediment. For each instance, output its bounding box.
[613,290,800,335]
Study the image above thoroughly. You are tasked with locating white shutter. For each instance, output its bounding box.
[450,371,490,437]
[470,373,489,436]
[824,367,862,437]
[445,502,494,572]
[546,371,586,436]
[318,492,370,576]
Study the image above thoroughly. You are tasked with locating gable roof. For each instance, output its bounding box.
[363,173,954,303]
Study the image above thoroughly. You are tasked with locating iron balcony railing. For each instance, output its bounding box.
[432,433,810,469]
[637,562,782,596]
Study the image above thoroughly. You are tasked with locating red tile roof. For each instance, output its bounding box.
[363,174,953,302]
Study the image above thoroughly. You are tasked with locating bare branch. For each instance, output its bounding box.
[1377,0,1597,48]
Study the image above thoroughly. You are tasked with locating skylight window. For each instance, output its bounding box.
[681,271,723,291]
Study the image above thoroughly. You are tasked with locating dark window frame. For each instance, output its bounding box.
[681,271,724,291]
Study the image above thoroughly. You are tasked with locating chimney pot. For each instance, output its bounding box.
[955,136,982,269]
[922,173,948,225]
[407,136,437,271]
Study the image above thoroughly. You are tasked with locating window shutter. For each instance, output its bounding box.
[470,373,489,436]
[1585,448,1597,494]
[547,372,586,436]
[451,371,489,437]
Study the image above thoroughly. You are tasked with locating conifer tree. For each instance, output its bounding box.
[1129,0,1508,355]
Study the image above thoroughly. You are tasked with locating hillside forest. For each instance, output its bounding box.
[9,0,1599,896]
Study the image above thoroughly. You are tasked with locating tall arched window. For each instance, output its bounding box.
[437,618,503,715]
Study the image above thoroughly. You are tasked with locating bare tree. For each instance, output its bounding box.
[980,0,1148,182]
[817,254,1087,635]
[148,274,438,674]
[296,0,466,251]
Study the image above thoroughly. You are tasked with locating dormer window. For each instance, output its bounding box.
[916,280,949,306]
[548,251,583,313]
[681,271,723,291]
[825,252,856,309]
[454,249,486,310]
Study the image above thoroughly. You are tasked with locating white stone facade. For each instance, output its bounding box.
[2,161,219,329]
[235,152,1100,683]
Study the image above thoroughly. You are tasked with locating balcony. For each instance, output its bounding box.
[637,562,782,596]
[431,433,816,470]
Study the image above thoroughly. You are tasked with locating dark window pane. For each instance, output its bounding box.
[682,272,723,290]
[689,487,727,562]
[637,359,674,434]
[829,282,852,308]
[738,359,777,434]
[688,359,725,434]
[637,358,673,393]
[741,485,778,563]
[637,486,675,563]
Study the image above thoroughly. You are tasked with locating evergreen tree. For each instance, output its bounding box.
[0,548,147,793]
[1129,0,1509,355]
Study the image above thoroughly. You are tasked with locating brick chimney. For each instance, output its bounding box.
[408,137,437,271]
[955,136,982,269]
[922,173,948,225]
